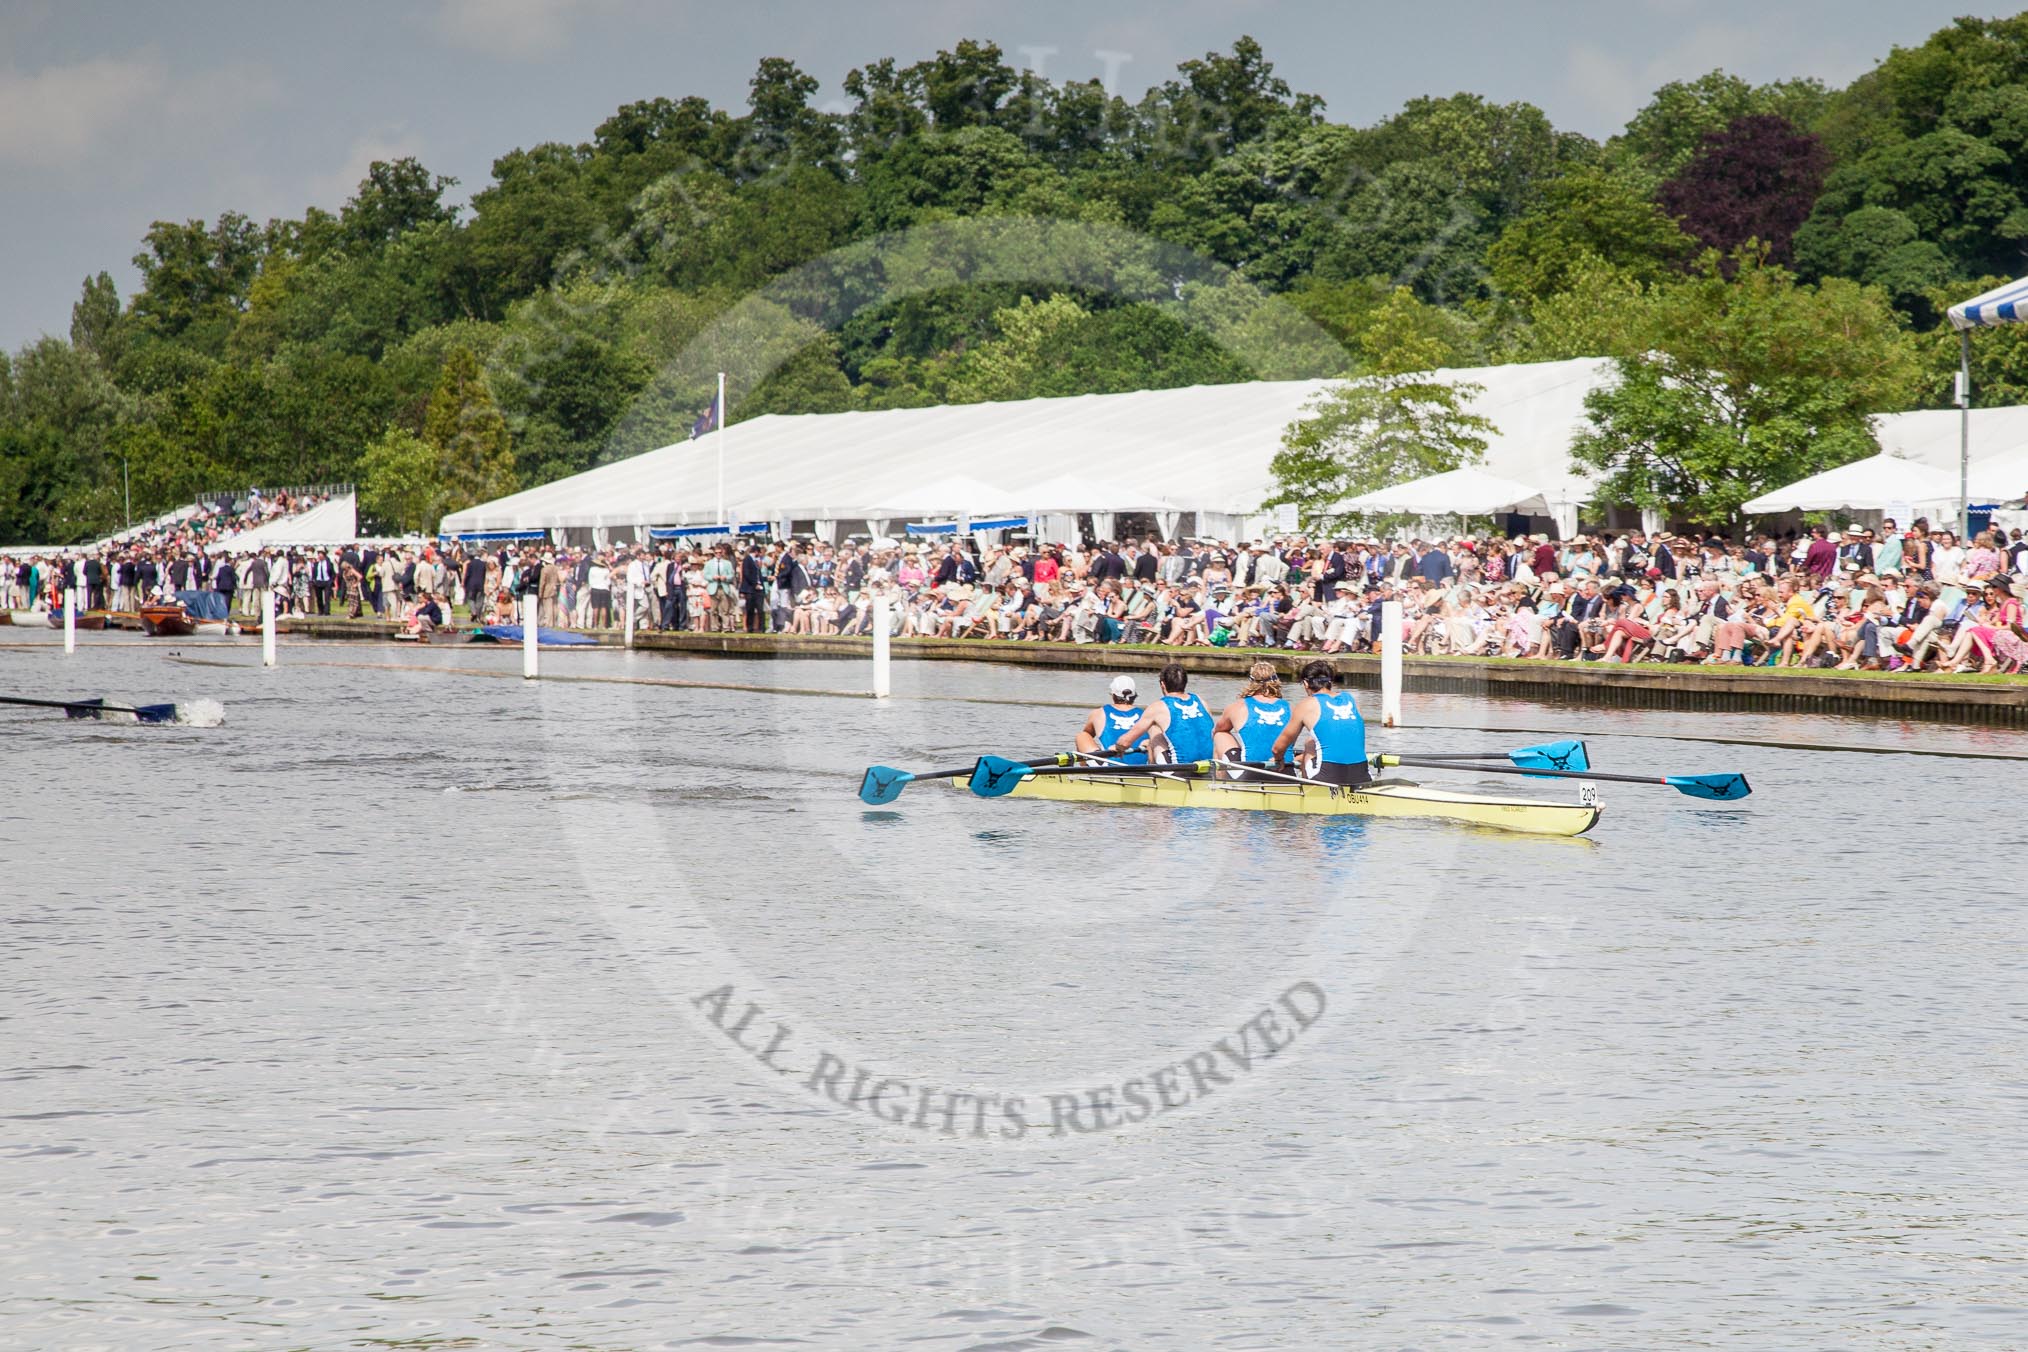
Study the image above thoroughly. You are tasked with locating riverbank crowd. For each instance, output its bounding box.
[8,521,2028,674]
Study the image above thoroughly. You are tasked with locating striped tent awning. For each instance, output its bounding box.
[1948,275,2028,329]
[442,528,548,542]
[647,522,768,539]
[905,515,1029,536]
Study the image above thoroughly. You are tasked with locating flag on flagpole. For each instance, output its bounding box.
[689,389,721,440]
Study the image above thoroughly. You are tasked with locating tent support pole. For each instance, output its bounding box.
[1959,328,1972,542]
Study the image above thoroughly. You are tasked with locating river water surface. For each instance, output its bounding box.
[2,632,2024,1350]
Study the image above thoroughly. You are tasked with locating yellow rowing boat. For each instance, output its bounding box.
[960,770,1602,837]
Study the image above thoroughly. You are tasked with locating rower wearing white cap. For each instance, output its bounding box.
[1076,675,1148,765]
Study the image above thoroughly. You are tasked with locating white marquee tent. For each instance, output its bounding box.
[213,494,359,551]
[1872,406,2028,474]
[1740,455,1967,514]
[1342,466,1550,516]
[439,357,1615,540]
[1747,416,2028,516]
[1967,442,2028,502]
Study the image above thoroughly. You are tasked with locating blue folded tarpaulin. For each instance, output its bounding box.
[175,590,229,620]
[471,624,598,647]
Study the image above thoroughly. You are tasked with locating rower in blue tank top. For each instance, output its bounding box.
[1113,663,1213,764]
[1076,674,1148,764]
[1214,659,1292,778]
[1270,658,1372,787]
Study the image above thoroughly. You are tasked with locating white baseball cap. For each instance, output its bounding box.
[1110,676,1137,700]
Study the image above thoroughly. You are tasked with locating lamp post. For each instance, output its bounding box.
[120,455,131,530]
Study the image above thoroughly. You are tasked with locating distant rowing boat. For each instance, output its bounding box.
[10,609,107,631]
[956,768,1602,837]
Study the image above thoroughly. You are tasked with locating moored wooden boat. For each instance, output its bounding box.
[138,602,199,637]
[47,610,107,631]
[958,768,1601,837]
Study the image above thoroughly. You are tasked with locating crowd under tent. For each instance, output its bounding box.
[438,357,1616,544]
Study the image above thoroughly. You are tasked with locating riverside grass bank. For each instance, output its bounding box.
[167,615,2028,728]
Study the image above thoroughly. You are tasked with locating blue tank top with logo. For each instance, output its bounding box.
[1160,692,1213,763]
[1099,704,1147,764]
[1237,696,1291,762]
[1310,690,1366,765]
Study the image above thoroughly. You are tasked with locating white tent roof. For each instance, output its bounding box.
[1340,466,1555,516]
[439,358,1615,532]
[1871,406,2028,472]
[1013,473,1179,513]
[1968,444,2028,501]
[213,494,358,550]
[857,474,1021,517]
[1740,455,1967,514]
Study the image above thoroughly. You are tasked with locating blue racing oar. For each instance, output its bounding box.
[967,755,1216,798]
[860,753,1070,805]
[1395,739,1590,772]
[0,693,181,725]
[1374,755,1751,801]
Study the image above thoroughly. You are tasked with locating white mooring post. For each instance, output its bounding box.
[624,578,637,650]
[261,587,276,667]
[521,595,538,680]
[871,591,891,698]
[1379,599,1404,728]
[63,587,76,656]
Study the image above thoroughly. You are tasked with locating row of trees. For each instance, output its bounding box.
[7,19,2028,541]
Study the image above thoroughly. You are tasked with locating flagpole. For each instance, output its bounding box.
[716,371,726,527]
[1958,329,1972,542]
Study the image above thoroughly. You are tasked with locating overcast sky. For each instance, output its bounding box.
[0,0,2002,351]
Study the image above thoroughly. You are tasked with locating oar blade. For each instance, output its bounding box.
[968,755,1035,798]
[62,697,106,721]
[1664,773,1752,801]
[134,703,180,725]
[1511,739,1590,773]
[858,766,913,806]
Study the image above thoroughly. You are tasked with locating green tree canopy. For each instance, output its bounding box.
[1268,288,1496,526]
[1486,164,1694,302]
[357,427,444,535]
[422,348,517,522]
[1569,249,1921,524]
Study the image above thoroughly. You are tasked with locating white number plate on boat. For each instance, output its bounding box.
[1578,783,1599,807]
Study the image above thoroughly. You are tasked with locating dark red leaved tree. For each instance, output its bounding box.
[1657,113,1829,265]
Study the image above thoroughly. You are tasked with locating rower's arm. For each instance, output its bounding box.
[1113,705,1164,752]
[1269,700,1310,762]
[1074,710,1105,753]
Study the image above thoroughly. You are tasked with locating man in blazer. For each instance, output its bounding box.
[738,543,768,632]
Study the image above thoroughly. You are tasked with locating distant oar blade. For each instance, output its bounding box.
[1664,773,1752,801]
[968,755,1036,798]
[1511,739,1590,773]
[859,766,913,805]
[62,697,106,721]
